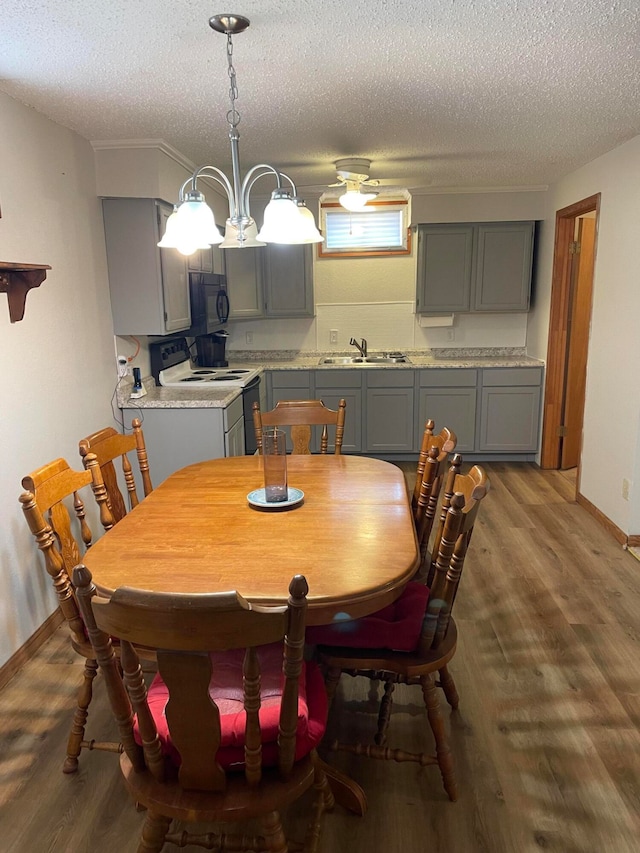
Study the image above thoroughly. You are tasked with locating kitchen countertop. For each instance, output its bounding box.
[230,347,544,370]
[118,348,544,409]
[119,377,242,409]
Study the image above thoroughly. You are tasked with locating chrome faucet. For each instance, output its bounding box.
[350,337,368,358]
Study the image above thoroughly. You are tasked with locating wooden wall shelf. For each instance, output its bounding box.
[0,262,51,322]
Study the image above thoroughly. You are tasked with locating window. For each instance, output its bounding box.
[318,200,411,258]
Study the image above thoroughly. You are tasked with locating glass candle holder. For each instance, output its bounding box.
[262,427,288,502]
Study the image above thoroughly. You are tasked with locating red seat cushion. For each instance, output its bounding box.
[307,582,430,652]
[137,643,327,770]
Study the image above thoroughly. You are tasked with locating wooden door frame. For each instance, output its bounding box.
[540,193,600,469]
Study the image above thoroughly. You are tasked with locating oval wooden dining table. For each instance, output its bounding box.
[83,453,420,814]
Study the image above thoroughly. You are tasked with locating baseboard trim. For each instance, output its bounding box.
[628,535,640,548]
[576,492,630,547]
[0,609,64,691]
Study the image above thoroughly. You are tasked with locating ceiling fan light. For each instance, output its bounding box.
[219,218,266,248]
[339,189,377,212]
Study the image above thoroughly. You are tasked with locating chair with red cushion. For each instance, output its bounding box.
[73,566,333,852]
[310,461,489,802]
[411,419,457,526]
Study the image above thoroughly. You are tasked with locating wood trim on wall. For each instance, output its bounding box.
[576,491,629,547]
[0,609,63,691]
[540,194,600,469]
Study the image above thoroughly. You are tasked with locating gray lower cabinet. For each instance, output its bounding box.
[416,221,534,314]
[479,368,542,452]
[266,365,543,458]
[269,370,313,406]
[102,198,190,335]
[417,369,478,453]
[268,370,313,453]
[122,395,245,486]
[364,371,415,453]
[314,371,363,453]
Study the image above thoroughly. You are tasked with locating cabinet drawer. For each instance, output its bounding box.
[419,368,477,387]
[315,370,363,389]
[482,367,542,387]
[271,370,312,389]
[223,394,244,431]
[365,369,414,388]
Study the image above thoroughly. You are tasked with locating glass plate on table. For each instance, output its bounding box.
[247,487,305,510]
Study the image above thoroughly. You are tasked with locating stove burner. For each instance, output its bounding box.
[212,375,235,381]
[193,369,216,375]
[227,369,250,374]
[180,376,204,382]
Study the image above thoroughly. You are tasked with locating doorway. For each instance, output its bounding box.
[540,194,600,477]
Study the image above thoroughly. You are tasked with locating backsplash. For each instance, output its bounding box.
[226,300,529,353]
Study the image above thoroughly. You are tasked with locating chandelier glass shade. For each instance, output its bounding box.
[158,14,323,253]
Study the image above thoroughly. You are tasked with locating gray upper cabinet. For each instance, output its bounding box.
[102,198,190,336]
[416,225,474,313]
[224,247,264,320]
[416,221,534,314]
[263,244,314,317]
[474,223,534,311]
[224,244,314,320]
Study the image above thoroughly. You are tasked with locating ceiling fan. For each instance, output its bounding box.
[328,158,381,211]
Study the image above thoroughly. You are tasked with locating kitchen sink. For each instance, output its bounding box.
[319,355,411,365]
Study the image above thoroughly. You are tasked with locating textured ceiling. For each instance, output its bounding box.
[2,0,639,196]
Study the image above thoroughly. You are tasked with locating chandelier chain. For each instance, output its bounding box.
[226,32,240,128]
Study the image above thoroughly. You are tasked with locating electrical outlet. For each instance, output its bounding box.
[446,329,456,342]
[246,332,254,345]
[330,329,338,345]
[622,478,630,500]
[116,355,129,378]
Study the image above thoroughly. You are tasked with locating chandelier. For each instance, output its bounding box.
[158,13,323,254]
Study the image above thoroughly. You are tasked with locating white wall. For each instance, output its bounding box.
[528,134,640,535]
[0,94,117,668]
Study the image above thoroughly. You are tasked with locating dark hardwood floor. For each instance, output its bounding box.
[1,462,639,852]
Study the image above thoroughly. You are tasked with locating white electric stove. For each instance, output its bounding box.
[151,337,260,389]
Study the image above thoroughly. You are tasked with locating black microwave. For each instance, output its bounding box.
[187,272,230,336]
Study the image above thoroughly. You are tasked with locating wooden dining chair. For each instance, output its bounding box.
[72,567,334,852]
[78,417,153,524]
[19,456,118,773]
[310,460,490,801]
[253,398,347,455]
[411,418,457,520]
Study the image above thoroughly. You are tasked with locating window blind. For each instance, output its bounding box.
[324,209,405,250]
